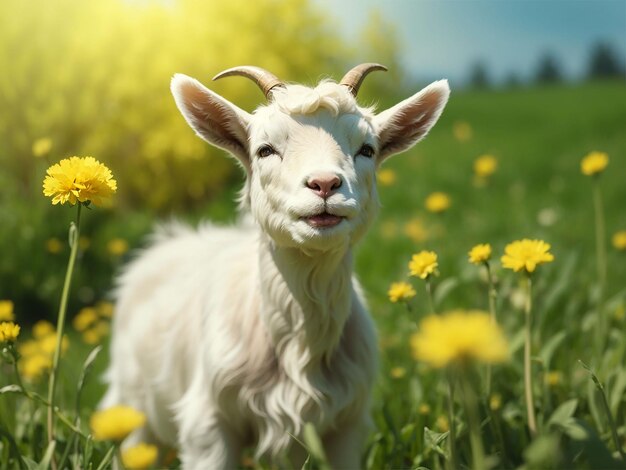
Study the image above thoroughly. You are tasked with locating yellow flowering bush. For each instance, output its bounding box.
[409,251,439,279]
[501,239,554,273]
[90,405,146,442]
[0,321,21,342]
[43,156,117,206]
[580,151,609,176]
[0,300,15,321]
[424,192,451,213]
[468,243,492,265]
[122,443,159,470]
[387,281,416,303]
[410,310,509,368]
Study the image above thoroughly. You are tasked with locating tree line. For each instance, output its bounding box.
[469,41,625,88]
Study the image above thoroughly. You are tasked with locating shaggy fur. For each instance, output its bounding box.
[102,71,449,469]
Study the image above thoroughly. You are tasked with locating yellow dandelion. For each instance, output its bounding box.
[409,251,438,280]
[46,238,64,254]
[32,320,55,339]
[410,310,509,368]
[453,121,473,142]
[390,367,407,379]
[43,156,117,206]
[18,339,41,358]
[545,371,563,387]
[82,322,109,345]
[39,334,69,356]
[0,300,15,322]
[612,230,626,251]
[501,239,554,273]
[388,281,416,303]
[122,443,158,470]
[436,415,450,432]
[0,322,20,342]
[90,405,146,441]
[425,192,451,214]
[377,168,397,186]
[403,218,428,243]
[107,238,129,257]
[473,154,497,178]
[21,354,52,380]
[418,403,431,415]
[489,394,502,411]
[73,307,99,332]
[32,137,53,158]
[580,151,609,176]
[468,243,492,265]
[96,301,115,318]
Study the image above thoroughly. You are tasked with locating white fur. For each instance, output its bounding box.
[102,71,449,469]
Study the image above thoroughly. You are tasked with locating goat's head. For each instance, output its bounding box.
[171,64,449,253]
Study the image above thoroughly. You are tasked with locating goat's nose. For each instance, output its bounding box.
[306,172,342,199]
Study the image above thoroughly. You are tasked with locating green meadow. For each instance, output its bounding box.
[2,77,626,469]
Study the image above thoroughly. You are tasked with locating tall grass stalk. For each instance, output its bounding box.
[484,262,497,397]
[523,275,538,437]
[47,203,82,462]
[592,179,607,357]
[446,371,458,470]
[426,278,437,314]
[460,369,486,470]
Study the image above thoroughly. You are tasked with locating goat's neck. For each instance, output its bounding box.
[258,234,353,370]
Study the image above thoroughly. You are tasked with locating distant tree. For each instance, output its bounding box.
[588,41,625,79]
[468,61,491,89]
[535,52,563,84]
[504,71,523,88]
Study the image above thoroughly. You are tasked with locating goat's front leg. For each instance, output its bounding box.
[178,414,241,470]
[323,420,370,470]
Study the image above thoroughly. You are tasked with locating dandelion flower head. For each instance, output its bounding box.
[388,281,416,303]
[32,137,52,158]
[32,320,55,339]
[0,322,21,342]
[612,230,626,251]
[122,443,158,469]
[90,405,146,441]
[580,151,608,176]
[501,239,554,273]
[425,192,451,213]
[409,251,438,279]
[0,300,15,322]
[377,168,397,186]
[468,243,492,265]
[474,154,497,178]
[43,156,117,206]
[410,310,509,368]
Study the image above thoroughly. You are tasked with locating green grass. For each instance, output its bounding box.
[2,81,626,469]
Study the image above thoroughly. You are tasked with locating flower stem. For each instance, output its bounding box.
[523,275,538,437]
[446,371,458,470]
[460,369,486,470]
[47,203,82,463]
[485,262,497,397]
[592,180,607,358]
[426,278,436,314]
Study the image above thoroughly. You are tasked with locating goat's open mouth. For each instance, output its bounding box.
[304,212,345,228]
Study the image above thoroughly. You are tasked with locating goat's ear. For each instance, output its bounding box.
[374,80,450,162]
[171,74,252,169]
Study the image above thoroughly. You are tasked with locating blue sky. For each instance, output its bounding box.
[315,0,626,85]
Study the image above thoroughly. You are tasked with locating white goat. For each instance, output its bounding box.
[102,64,449,469]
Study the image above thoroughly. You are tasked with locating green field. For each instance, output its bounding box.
[2,81,626,469]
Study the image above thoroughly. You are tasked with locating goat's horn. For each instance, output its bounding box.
[340,63,388,97]
[213,66,284,99]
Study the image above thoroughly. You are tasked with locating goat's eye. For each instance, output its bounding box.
[257,145,276,158]
[357,144,375,158]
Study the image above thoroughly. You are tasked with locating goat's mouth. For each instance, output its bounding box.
[303,212,345,228]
